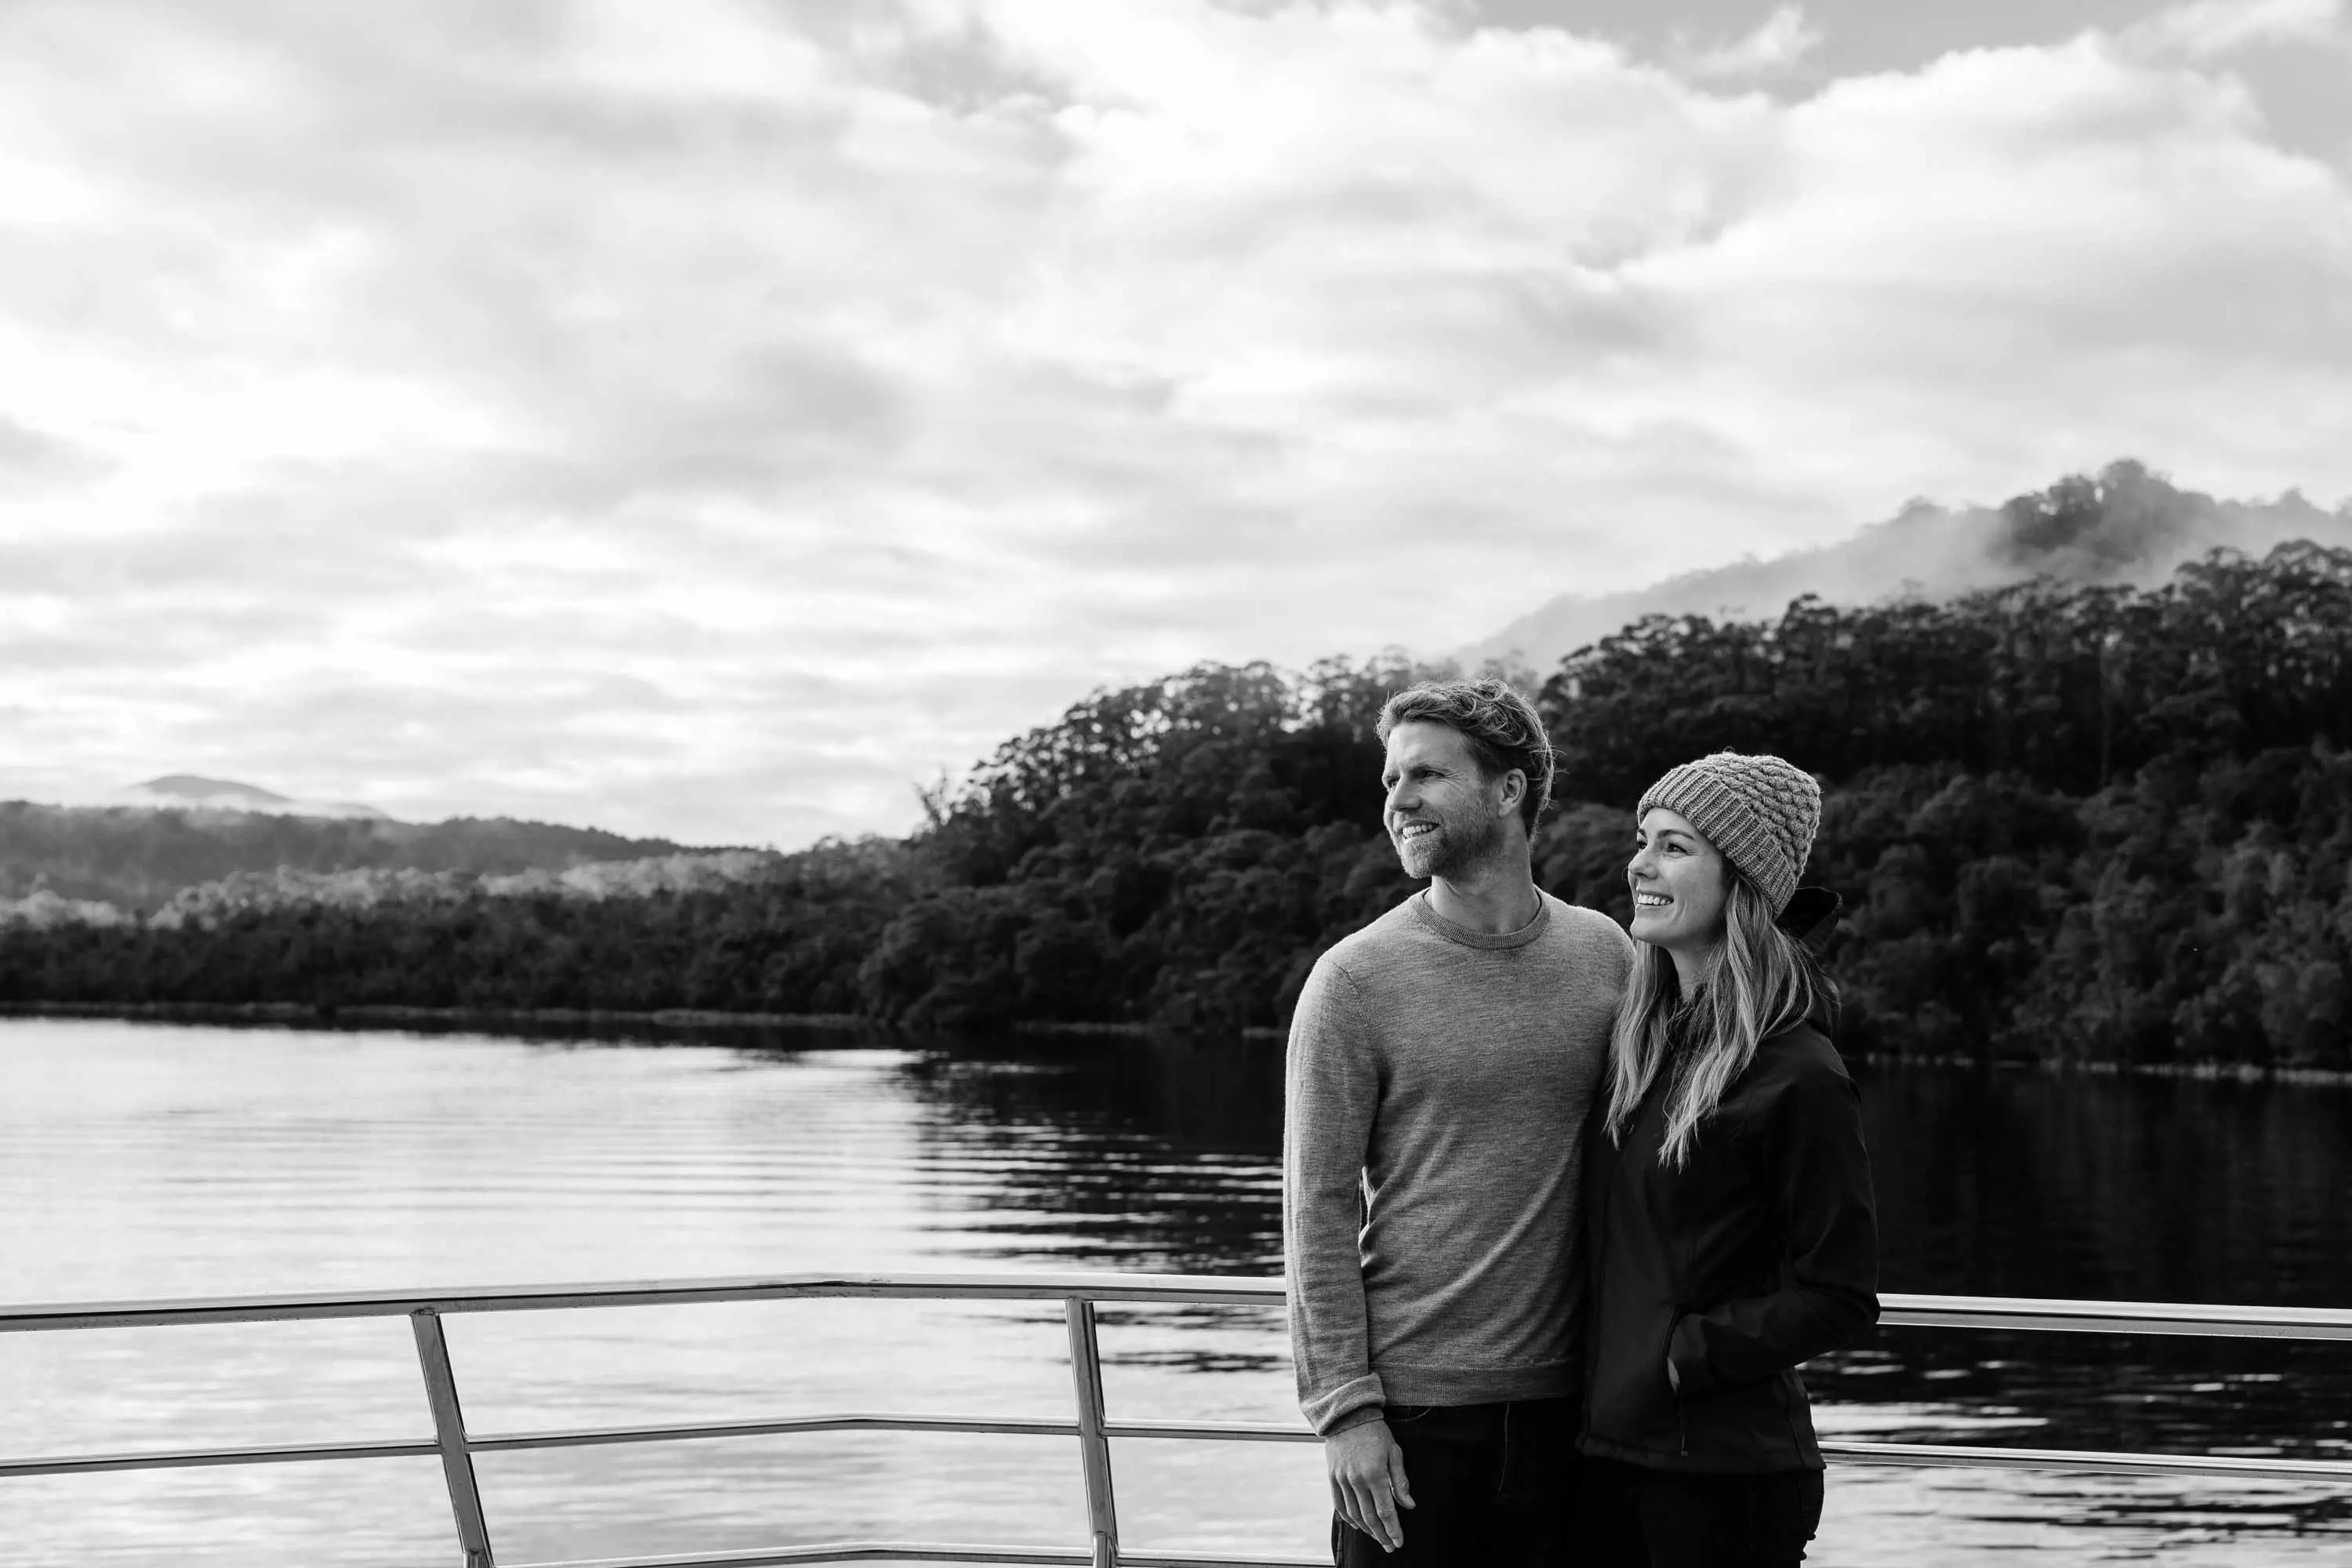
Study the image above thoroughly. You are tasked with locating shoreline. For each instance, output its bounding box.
[1848,1049,2352,1086]
[0,998,1290,1044]
[1,1001,2340,1079]
[0,998,874,1032]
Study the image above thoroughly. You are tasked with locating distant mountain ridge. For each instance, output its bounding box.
[1465,461,2352,671]
[0,799,725,916]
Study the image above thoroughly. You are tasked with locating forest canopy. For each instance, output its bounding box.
[7,477,2350,1069]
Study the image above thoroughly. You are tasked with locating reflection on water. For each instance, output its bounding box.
[0,1018,2346,1565]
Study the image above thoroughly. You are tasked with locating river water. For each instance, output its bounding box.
[1,1017,2347,1566]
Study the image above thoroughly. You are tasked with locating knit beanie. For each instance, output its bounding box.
[1637,752,1821,913]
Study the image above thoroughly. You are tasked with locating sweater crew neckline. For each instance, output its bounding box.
[1406,887,1553,949]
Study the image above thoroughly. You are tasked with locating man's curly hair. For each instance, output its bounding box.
[1375,678,1556,834]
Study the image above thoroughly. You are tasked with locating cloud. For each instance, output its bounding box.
[1,0,2349,844]
[0,416,108,489]
[2122,0,2344,60]
[1678,6,1826,82]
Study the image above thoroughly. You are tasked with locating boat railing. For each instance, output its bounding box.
[4,1271,2350,1568]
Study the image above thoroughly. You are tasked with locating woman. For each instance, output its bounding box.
[1577,751,1878,1566]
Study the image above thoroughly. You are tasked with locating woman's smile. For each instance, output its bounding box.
[1625,806,1729,964]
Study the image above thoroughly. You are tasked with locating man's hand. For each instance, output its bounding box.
[1326,1417,1414,1553]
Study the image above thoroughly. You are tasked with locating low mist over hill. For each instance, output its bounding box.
[1465,461,2352,670]
[0,800,717,916]
[111,775,390,821]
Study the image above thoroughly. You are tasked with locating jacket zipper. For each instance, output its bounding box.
[1673,1347,1690,1459]
[1665,1091,1689,1461]
[1658,1312,1688,1458]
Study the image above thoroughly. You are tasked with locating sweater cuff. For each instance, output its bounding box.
[1668,1315,1719,1396]
[1304,1371,1386,1436]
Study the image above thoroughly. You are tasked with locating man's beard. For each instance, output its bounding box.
[1397,801,1508,881]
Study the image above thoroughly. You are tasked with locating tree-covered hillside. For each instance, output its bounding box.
[1530,541,2351,1065]
[6,471,2348,1070]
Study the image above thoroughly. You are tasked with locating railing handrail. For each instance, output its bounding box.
[1878,1291,2352,1339]
[5,1269,2349,1568]
[0,1270,1287,1331]
[6,1271,2351,1337]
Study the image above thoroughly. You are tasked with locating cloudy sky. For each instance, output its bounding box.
[4,0,2349,846]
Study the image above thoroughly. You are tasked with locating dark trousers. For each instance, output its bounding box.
[1575,1457,1824,1567]
[1331,1397,1577,1568]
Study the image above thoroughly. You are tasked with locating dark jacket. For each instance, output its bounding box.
[1579,1020,1878,1473]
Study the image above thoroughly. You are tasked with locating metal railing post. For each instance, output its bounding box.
[411,1308,496,1568]
[1063,1297,1119,1568]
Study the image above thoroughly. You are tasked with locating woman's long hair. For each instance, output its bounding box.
[1605,871,1836,1169]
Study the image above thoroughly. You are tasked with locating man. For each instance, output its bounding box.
[1284,678,1635,1564]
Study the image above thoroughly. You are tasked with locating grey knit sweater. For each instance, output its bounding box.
[1283,889,1634,1435]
